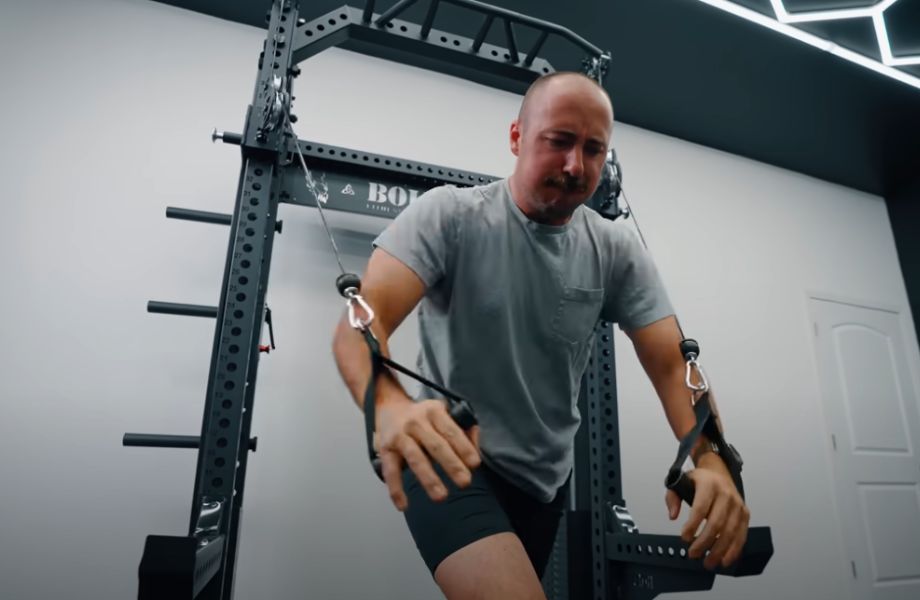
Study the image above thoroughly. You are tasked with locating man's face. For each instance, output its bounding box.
[509,78,613,225]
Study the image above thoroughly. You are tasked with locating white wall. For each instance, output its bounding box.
[1,0,917,599]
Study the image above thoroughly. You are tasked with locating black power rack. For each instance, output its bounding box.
[124,1,773,598]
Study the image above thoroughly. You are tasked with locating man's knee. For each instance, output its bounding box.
[434,532,547,600]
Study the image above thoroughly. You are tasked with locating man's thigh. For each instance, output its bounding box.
[434,532,546,600]
[401,462,564,580]
[500,476,568,581]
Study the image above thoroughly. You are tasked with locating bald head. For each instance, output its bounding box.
[507,71,615,225]
[517,72,614,130]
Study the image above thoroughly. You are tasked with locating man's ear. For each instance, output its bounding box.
[510,120,521,157]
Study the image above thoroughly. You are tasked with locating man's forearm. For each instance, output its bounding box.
[654,363,720,467]
[331,314,411,412]
[628,317,723,467]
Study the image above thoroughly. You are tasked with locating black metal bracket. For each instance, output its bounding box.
[128,1,768,599]
[138,534,225,600]
[556,319,773,600]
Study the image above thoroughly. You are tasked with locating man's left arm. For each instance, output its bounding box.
[625,315,750,570]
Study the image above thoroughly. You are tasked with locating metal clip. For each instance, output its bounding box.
[193,498,224,547]
[344,288,375,330]
[608,503,639,534]
[583,51,611,85]
[684,356,710,396]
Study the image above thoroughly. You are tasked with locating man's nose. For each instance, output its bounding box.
[564,147,584,179]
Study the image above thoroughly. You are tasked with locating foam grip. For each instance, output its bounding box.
[448,399,477,430]
[666,469,696,506]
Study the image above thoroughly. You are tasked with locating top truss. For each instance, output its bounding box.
[292,0,609,94]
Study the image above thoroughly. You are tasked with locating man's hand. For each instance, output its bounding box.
[331,249,482,511]
[375,398,481,512]
[665,453,750,570]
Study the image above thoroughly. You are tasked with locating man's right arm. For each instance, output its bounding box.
[331,247,481,511]
[331,247,426,411]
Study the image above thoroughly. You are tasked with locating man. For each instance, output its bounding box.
[332,72,749,599]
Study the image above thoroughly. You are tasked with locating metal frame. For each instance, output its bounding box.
[291,2,602,94]
[553,322,772,600]
[124,1,771,598]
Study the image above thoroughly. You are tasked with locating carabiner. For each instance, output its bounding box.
[684,356,710,395]
[345,288,375,331]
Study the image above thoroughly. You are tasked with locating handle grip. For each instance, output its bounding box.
[371,399,478,481]
[448,399,477,430]
[665,469,696,506]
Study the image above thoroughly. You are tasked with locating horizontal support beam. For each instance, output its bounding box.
[440,0,602,56]
[165,207,283,233]
[280,138,498,218]
[166,207,232,226]
[293,6,555,95]
[124,434,259,453]
[607,526,773,577]
[147,302,218,319]
[211,129,242,145]
[123,434,200,449]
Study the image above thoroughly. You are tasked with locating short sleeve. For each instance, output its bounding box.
[372,185,460,288]
[601,225,675,330]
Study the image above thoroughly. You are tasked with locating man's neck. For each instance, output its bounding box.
[507,175,572,226]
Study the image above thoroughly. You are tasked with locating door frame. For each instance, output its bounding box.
[804,289,920,599]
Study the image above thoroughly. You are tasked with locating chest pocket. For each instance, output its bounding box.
[551,286,604,345]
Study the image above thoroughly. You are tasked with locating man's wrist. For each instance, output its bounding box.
[690,436,718,467]
[373,371,413,408]
[693,448,734,482]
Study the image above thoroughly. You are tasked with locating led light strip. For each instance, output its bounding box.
[693,0,920,90]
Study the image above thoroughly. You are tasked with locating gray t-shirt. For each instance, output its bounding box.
[373,178,673,502]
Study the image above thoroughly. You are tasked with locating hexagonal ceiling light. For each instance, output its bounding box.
[693,0,920,90]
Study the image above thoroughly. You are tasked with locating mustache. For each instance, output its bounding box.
[544,175,587,193]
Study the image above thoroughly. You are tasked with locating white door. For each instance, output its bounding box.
[809,297,920,600]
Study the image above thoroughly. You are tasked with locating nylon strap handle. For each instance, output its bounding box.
[664,391,745,505]
[358,323,477,482]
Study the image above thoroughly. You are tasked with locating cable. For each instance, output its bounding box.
[284,111,348,277]
[616,180,687,341]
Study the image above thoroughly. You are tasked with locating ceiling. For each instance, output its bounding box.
[152,0,920,198]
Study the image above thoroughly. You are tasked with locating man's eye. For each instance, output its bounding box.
[548,138,568,147]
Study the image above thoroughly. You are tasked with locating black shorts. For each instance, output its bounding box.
[401,460,570,578]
